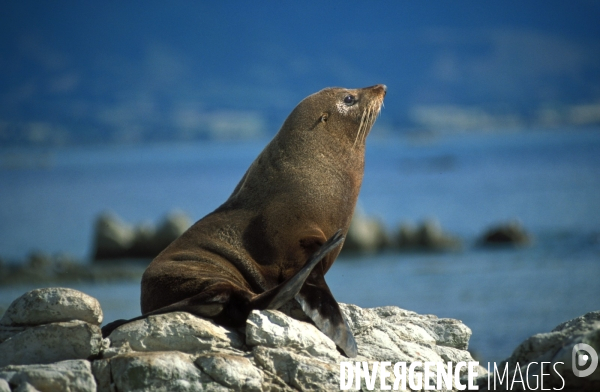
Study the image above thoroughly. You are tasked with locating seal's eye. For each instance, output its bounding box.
[343,95,356,105]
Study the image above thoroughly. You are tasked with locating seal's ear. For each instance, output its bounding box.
[319,113,328,123]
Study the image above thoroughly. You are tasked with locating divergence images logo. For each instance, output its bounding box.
[572,343,598,378]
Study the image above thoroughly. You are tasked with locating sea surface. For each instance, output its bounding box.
[1,128,599,363]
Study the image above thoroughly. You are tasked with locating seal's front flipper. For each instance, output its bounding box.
[101,315,145,337]
[295,278,358,358]
[252,230,344,310]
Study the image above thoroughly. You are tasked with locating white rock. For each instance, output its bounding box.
[97,304,479,390]
[104,312,244,358]
[91,359,111,392]
[338,303,382,334]
[0,359,96,392]
[0,286,488,391]
[102,351,220,392]
[0,321,103,367]
[485,311,600,390]
[246,310,339,360]
[195,353,263,392]
[253,346,339,391]
[0,288,103,326]
[0,325,26,344]
[371,305,472,349]
[0,379,10,392]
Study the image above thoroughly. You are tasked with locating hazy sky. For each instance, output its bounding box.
[2,1,599,145]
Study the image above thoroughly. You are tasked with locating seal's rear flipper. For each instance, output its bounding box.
[101,293,226,338]
[295,279,358,358]
[251,230,344,310]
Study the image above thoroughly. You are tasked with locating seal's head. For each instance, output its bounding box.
[281,84,386,149]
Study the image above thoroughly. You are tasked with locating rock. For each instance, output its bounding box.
[246,310,339,361]
[103,311,244,358]
[195,354,263,392]
[154,211,192,250]
[342,208,390,254]
[0,359,96,392]
[2,286,599,391]
[479,220,532,246]
[92,212,136,260]
[397,218,462,251]
[0,321,104,367]
[95,351,213,392]
[476,311,600,390]
[15,286,599,390]
[14,383,40,392]
[0,257,146,286]
[26,252,52,270]
[253,346,339,390]
[0,325,26,344]
[0,287,103,327]
[96,303,479,391]
[367,305,472,350]
[129,221,158,258]
[93,211,192,261]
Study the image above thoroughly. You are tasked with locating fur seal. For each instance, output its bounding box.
[102,84,386,358]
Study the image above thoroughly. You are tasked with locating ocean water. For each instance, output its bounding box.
[1,128,599,362]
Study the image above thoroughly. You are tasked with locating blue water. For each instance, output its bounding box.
[1,128,599,362]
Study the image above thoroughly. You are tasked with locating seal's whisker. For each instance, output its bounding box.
[362,106,372,144]
[355,108,367,148]
[360,106,370,145]
[363,103,376,144]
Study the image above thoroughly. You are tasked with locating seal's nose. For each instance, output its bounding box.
[370,84,387,96]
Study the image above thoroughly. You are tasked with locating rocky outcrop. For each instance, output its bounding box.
[0,253,145,286]
[397,219,462,252]
[0,360,97,392]
[478,220,532,247]
[342,209,391,254]
[0,287,479,391]
[342,212,462,254]
[0,288,104,391]
[476,311,600,391]
[0,288,105,370]
[93,306,477,391]
[1,287,597,391]
[92,210,191,261]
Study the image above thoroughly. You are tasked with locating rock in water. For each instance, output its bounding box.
[92,212,136,260]
[92,211,192,260]
[153,211,192,251]
[397,218,462,251]
[479,220,532,246]
[475,311,600,390]
[342,208,390,254]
